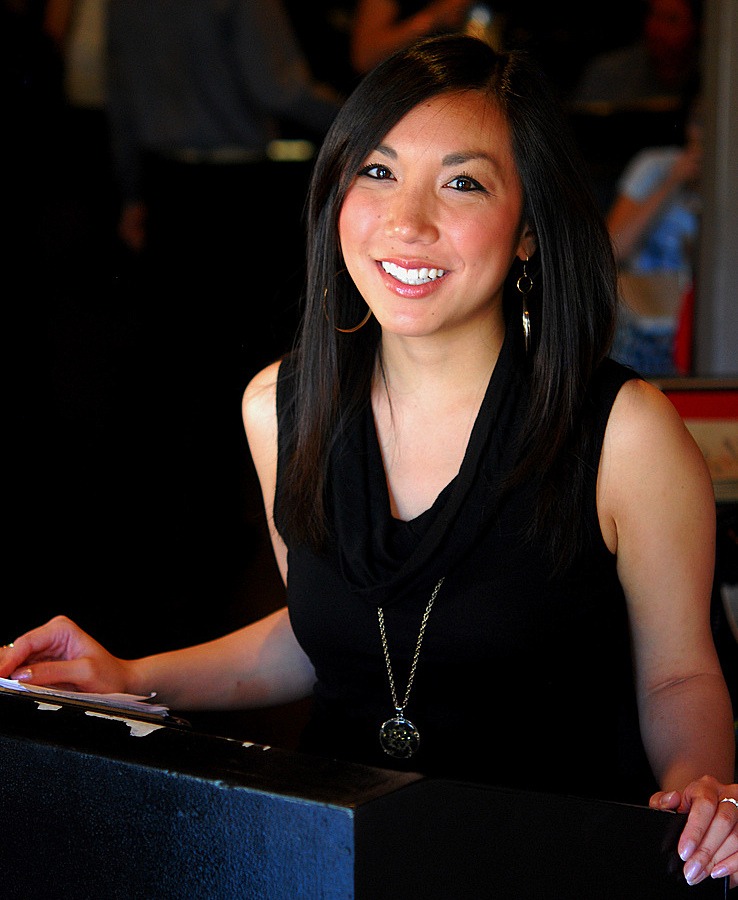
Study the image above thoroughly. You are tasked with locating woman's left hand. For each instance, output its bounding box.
[651,776,738,888]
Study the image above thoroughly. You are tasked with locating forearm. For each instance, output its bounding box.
[639,672,735,791]
[125,608,315,712]
[608,180,681,262]
[351,7,439,74]
[43,0,73,48]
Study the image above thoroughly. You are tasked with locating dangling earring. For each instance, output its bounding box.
[322,270,373,333]
[516,257,533,354]
[333,301,372,333]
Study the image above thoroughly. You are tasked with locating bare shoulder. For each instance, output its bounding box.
[241,359,283,481]
[605,376,703,459]
[598,377,714,552]
[242,360,281,434]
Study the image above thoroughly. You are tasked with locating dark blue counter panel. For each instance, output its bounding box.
[0,691,727,899]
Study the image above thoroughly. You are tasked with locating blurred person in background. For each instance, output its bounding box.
[607,92,703,374]
[103,0,344,632]
[42,0,117,284]
[104,0,344,391]
[349,0,473,74]
[569,0,702,111]
[565,0,702,216]
[107,0,342,288]
[284,1,361,98]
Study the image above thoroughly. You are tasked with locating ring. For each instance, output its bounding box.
[720,797,738,809]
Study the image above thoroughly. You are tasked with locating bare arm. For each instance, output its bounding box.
[0,605,315,711]
[598,378,737,885]
[43,0,74,49]
[599,379,732,785]
[241,360,289,584]
[0,361,315,712]
[350,0,471,74]
[128,607,314,710]
[606,145,701,262]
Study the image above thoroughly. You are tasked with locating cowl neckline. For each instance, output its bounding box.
[328,325,527,607]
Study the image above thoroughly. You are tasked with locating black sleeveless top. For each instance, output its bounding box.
[275,330,655,803]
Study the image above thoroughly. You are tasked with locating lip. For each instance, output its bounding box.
[376,259,448,298]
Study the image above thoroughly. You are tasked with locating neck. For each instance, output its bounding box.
[375,319,505,402]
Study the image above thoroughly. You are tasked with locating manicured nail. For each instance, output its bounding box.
[711,865,728,879]
[14,668,32,682]
[684,860,702,884]
[661,791,678,806]
[679,840,696,861]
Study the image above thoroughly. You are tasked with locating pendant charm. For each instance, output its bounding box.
[379,712,420,758]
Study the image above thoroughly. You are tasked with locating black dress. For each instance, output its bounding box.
[275,327,656,804]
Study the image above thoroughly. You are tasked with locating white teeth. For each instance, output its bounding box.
[381,261,445,285]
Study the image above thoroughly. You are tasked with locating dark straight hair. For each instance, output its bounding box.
[277,33,617,570]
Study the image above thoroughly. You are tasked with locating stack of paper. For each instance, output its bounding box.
[0,676,169,717]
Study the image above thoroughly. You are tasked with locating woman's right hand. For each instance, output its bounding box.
[0,616,130,694]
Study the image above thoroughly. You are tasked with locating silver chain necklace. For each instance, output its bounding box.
[377,577,445,758]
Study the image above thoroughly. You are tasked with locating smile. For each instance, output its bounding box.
[381,261,446,285]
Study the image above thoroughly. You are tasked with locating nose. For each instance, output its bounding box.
[384,186,439,244]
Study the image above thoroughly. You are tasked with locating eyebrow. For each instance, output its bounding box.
[442,151,498,168]
[375,144,396,159]
[375,144,501,171]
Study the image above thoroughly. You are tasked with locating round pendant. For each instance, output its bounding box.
[379,714,420,758]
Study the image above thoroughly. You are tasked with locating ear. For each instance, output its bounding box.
[516,225,537,261]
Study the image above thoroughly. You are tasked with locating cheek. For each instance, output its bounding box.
[338,200,373,289]
[453,218,514,266]
[338,194,372,257]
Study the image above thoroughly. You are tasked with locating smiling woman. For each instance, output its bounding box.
[337,90,532,345]
[1,33,736,890]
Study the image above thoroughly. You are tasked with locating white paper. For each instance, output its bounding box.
[0,676,169,716]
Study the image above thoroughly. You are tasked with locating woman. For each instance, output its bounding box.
[1,34,736,888]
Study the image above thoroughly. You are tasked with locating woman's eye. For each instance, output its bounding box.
[447,174,485,192]
[359,163,394,180]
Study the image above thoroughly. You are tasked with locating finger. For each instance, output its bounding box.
[677,778,723,860]
[8,656,97,693]
[711,847,738,882]
[683,797,738,886]
[0,639,34,677]
[0,617,87,675]
[1,639,64,671]
[650,790,680,810]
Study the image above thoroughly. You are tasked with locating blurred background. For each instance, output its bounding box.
[3,0,736,745]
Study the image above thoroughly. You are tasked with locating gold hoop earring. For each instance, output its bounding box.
[322,271,373,333]
[334,302,372,333]
[516,258,533,354]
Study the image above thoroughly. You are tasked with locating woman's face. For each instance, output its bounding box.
[338,90,533,341]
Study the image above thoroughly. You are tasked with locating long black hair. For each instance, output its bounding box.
[277,33,617,570]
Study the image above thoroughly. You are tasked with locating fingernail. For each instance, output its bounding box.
[684,860,702,884]
[711,865,728,879]
[679,840,696,861]
[661,791,677,806]
[14,668,32,682]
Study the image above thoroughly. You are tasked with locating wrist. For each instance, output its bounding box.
[123,657,153,698]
